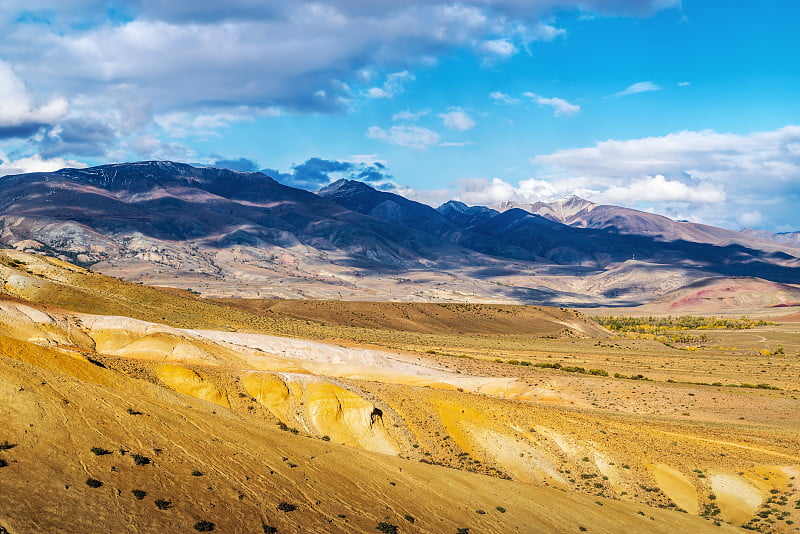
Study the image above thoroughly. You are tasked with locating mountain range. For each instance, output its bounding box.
[0,161,797,306]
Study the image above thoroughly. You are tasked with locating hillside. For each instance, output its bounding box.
[634,277,800,314]
[1,251,799,532]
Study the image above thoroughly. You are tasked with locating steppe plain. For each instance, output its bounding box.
[0,249,798,533]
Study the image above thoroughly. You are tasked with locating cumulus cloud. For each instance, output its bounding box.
[601,174,726,203]
[1,1,678,116]
[0,59,67,137]
[367,125,441,149]
[440,108,476,131]
[523,92,580,117]
[611,81,661,97]
[532,125,800,229]
[0,152,86,177]
[478,39,518,58]
[456,177,519,205]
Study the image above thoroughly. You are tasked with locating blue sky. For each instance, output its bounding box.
[0,1,798,231]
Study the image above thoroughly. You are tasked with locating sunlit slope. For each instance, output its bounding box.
[1,297,797,531]
[0,249,609,341]
[0,341,743,534]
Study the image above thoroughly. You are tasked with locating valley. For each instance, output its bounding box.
[0,249,798,533]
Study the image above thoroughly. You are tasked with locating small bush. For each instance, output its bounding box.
[155,499,172,510]
[131,454,151,466]
[126,408,143,415]
[0,442,17,451]
[321,435,331,441]
[0,458,7,468]
[91,447,113,456]
[131,489,147,500]
[262,526,278,534]
[456,529,470,534]
[404,514,415,523]
[86,478,103,488]
[276,502,296,512]
[192,470,204,476]
[193,520,215,531]
[376,522,398,534]
[496,506,506,513]
[475,509,486,514]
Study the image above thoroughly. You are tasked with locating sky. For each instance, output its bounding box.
[0,1,799,232]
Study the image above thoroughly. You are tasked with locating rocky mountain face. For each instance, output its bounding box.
[0,161,798,305]
[323,180,800,278]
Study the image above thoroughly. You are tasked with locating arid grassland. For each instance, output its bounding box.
[0,250,798,533]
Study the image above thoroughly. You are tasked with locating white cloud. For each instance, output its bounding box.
[532,125,800,229]
[366,71,414,99]
[392,109,430,121]
[0,152,86,176]
[737,210,765,227]
[156,107,280,138]
[523,92,580,117]
[489,91,520,104]
[0,59,68,130]
[440,108,476,131]
[611,81,661,97]
[601,174,726,203]
[526,23,567,41]
[457,177,518,205]
[367,125,440,149]
[478,39,517,58]
[678,81,691,87]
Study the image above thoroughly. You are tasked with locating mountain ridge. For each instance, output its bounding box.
[1,161,798,306]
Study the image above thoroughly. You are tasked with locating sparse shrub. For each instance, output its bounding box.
[91,447,113,456]
[456,529,470,534]
[376,521,398,534]
[277,502,296,512]
[193,520,215,531]
[192,470,204,476]
[0,459,8,468]
[131,453,151,466]
[475,509,486,514]
[321,435,330,441]
[155,499,172,510]
[262,526,278,534]
[579,527,587,532]
[126,408,142,415]
[86,478,103,488]
[0,442,16,451]
[404,514,415,523]
[131,489,147,500]
[496,506,506,513]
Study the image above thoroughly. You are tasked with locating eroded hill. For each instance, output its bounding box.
[0,251,798,533]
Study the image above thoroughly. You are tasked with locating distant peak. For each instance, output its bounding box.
[317,179,375,196]
[438,200,469,212]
